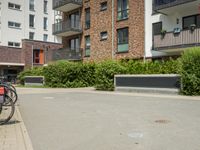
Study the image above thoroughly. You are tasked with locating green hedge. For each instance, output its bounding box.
[95,60,127,91]
[17,67,44,85]
[180,48,200,95]
[43,60,96,88]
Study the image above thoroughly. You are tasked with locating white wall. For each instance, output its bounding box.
[0,0,61,47]
[145,0,200,58]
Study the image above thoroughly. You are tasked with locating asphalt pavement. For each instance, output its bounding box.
[18,88,200,150]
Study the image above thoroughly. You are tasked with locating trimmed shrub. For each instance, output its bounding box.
[95,60,127,91]
[180,48,200,95]
[43,60,96,88]
[17,67,44,85]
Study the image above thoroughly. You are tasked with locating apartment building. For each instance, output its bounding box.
[0,0,62,82]
[52,0,145,61]
[145,0,200,58]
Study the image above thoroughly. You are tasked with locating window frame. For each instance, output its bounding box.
[85,35,91,57]
[117,0,129,21]
[100,1,107,11]
[8,2,21,10]
[44,0,48,14]
[29,14,35,28]
[117,27,129,53]
[85,8,90,29]
[100,31,108,40]
[182,14,200,30]
[29,32,35,40]
[43,17,48,30]
[8,21,21,29]
[29,0,35,11]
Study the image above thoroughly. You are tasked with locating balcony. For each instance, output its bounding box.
[52,48,83,61]
[53,0,82,12]
[53,20,82,37]
[153,28,200,52]
[153,0,198,14]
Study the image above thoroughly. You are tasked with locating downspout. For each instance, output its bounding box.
[111,0,115,60]
[143,0,146,63]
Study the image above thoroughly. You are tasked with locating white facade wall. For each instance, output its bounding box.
[0,0,61,47]
[145,0,200,58]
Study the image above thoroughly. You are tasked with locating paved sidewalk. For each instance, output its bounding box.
[0,107,33,150]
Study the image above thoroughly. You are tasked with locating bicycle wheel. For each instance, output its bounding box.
[8,84,16,92]
[5,88,18,105]
[0,95,15,125]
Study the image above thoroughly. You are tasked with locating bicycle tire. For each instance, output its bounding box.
[0,95,15,125]
[5,88,18,105]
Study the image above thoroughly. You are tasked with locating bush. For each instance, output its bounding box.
[120,58,180,74]
[17,67,44,85]
[43,60,96,88]
[180,48,200,95]
[95,60,127,91]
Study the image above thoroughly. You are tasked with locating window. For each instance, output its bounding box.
[153,22,162,35]
[33,49,44,64]
[85,8,90,29]
[85,36,90,56]
[29,32,34,40]
[8,2,21,10]
[69,38,80,50]
[8,21,21,28]
[44,17,48,30]
[44,0,48,13]
[8,42,20,47]
[29,0,35,11]
[117,27,129,52]
[100,2,107,11]
[43,34,48,41]
[100,31,108,40]
[117,0,129,20]
[29,14,35,28]
[183,14,200,29]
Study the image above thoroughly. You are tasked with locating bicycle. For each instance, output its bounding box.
[0,84,18,105]
[0,87,15,125]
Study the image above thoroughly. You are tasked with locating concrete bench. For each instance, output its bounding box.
[114,74,181,95]
[24,76,44,86]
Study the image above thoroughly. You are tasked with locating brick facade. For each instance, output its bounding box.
[22,39,62,68]
[62,0,145,62]
[0,46,23,64]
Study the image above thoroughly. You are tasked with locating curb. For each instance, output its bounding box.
[16,107,34,150]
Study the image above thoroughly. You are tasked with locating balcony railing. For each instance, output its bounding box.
[53,0,82,12]
[53,20,82,36]
[153,0,196,11]
[52,48,83,61]
[153,28,200,50]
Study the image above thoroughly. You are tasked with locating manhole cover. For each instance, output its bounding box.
[155,120,170,124]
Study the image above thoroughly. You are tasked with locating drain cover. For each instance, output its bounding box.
[155,120,170,124]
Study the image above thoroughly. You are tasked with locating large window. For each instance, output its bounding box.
[33,49,44,64]
[85,36,90,56]
[117,0,129,20]
[29,0,35,11]
[183,14,200,30]
[117,27,129,52]
[29,14,35,28]
[44,0,48,13]
[44,17,48,30]
[85,8,90,29]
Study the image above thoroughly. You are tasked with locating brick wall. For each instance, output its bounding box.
[0,46,23,64]
[62,0,145,62]
[22,39,62,68]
